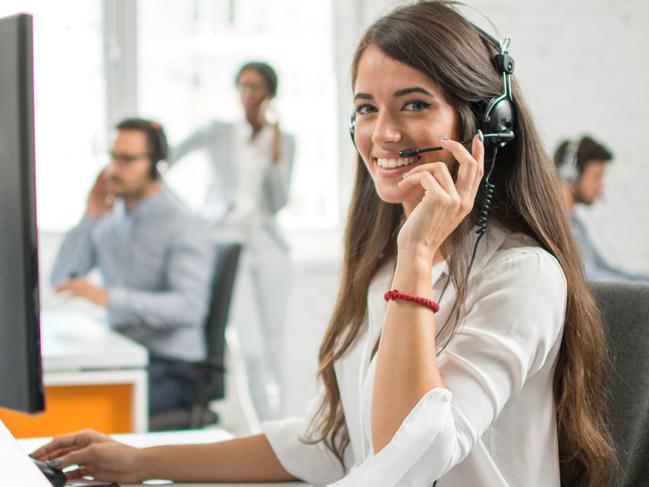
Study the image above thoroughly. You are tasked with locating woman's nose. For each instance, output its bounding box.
[371,112,403,146]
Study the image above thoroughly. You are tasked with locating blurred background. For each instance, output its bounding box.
[1,0,648,433]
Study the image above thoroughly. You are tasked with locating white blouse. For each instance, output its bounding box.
[262,222,567,486]
[228,120,276,225]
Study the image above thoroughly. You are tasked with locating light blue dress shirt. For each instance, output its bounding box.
[50,185,215,361]
[570,214,649,283]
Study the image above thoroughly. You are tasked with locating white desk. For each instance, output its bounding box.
[41,307,148,372]
[0,307,149,437]
[19,429,311,487]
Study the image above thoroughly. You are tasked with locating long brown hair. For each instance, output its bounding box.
[305,1,616,485]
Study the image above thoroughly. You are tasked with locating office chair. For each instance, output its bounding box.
[149,239,243,431]
[590,281,649,487]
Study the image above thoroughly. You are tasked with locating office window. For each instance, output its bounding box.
[0,1,105,231]
[138,0,338,228]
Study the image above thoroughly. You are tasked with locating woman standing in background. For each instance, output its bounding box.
[169,61,295,420]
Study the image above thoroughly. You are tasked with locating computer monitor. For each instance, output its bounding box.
[0,13,45,413]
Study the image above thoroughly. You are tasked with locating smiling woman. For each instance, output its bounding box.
[31,2,616,486]
[351,47,460,208]
[301,1,616,486]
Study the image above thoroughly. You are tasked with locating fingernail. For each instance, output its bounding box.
[478,130,484,143]
[399,171,411,180]
[47,458,63,468]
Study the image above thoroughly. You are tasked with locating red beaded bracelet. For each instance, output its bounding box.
[384,289,440,313]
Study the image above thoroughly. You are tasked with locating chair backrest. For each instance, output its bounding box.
[590,282,649,487]
[203,239,242,400]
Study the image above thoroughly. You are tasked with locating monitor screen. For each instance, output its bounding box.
[0,13,45,413]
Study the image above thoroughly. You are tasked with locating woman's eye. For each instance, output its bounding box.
[355,104,376,115]
[403,100,431,111]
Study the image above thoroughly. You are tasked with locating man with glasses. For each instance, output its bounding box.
[51,118,215,414]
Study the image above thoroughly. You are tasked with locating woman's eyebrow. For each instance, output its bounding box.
[353,87,434,101]
[353,93,373,101]
[394,86,434,97]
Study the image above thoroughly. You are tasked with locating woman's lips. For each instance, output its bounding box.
[373,155,422,176]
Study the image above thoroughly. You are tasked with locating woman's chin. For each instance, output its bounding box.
[374,183,422,206]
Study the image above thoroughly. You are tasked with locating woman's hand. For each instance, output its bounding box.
[259,99,283,164]
[31,429,143,484]
[397,132,485,261]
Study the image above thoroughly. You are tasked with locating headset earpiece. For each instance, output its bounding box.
[349,111,357,149]
[558,140,580,183]
[481,96,515,148]
[148,121,168,178]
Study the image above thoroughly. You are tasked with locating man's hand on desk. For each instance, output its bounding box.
[56,278,109,307]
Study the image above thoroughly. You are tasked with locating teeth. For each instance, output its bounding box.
[375,157,418,169]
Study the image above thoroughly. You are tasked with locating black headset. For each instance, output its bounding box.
[147,121,168,179]
[470,26,516,150]
[349,23,516,156]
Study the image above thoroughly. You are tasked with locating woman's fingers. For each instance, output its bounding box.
[438,132,484,199]
[39,446,78,462]
[399,162,457,196]
[31,432,85,460]
[398,166,446,196]
[59,445,98,470]
[470,131,486,199]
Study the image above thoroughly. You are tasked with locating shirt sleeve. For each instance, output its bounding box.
[167,123,215,167]
[263,131,294,214]
[106,219,214,332]
[332,248,567,486]
[262,390,354,486]
[50,216,98,286]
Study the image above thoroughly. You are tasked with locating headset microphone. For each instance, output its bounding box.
[399,131,513,158]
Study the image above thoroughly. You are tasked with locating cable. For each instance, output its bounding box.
[467,146,499,278]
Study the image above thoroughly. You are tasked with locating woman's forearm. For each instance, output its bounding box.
[372,252,445,453]
[137,434,296,483]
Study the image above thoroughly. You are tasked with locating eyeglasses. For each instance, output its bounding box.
[109,151,149,166]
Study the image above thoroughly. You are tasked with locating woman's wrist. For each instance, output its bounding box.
[396,243,437,271]
[393,255,434,296]
[134,447,159,483]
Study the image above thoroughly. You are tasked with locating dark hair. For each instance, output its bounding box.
[305,2,616,486]
[115,118,168,178]
[554,135,613,177]
[235,61,278,98]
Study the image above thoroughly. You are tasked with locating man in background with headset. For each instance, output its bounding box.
[555,135,649,282]
[50,118,215,414]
